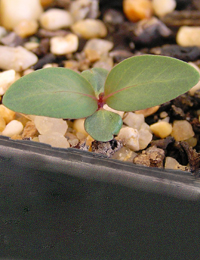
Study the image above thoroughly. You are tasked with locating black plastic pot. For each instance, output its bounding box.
[0,135,200,259]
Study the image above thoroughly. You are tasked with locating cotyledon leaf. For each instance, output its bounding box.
[84,109,123,142]
[3,67,98,119]
[104,55,200,112]
[81,67,109,98]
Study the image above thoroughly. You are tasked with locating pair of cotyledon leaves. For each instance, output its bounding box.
[3,55,200,141]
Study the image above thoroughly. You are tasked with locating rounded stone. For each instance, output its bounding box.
[171,120,194,141]
[40,8,73,30]
[0,104,16,124]
[0,69,16,95]
[0,0,43,30]
[39,132,70,148]
[71,19,107,39]
[50,33,79,55]
[84,38,114,55]
[116,126,140,151]
[150,121,172,139]
[152,0,176,17]
[176,26,200,47]
[2,120,23,137]
[13,19,38,38]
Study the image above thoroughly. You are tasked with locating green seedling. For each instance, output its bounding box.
[3,55,200,141]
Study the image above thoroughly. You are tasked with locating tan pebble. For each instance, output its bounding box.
[135,105,160,117]
[171,120,194,141]
[138,128,153,150]
[22,121,39,139]
[0,69,16,95]
[112,146,137,162]
[160,111,168,119]
[76,132,88,141]
[71,19,107,39]
[116,126,140,151]
[64,60,79,70]
[84,49,100,62]
[24,41,40,51]
[176,26,200,47]
[150,121,172,139]
[39,132,70,149]
[184,137,198,148]
[65,132,79,147]
[40,0,54,7]
[73,118,88,136]
[42,63,58,68]
[123,0,153,22]
[14,19,38,38]
[0,116,6,132]
[152,0,176,17]
[93,56,113,71]
[85,135,94,147]
[123,112,144,130]
[165,157,189,171]
[0,104,15,124]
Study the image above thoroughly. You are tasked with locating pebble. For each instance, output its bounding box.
[34,116,68,135]
[84,38,114,55]
[150,121,172,139]
[116,127,140,151]
[176,26,200,47]
[0,116,6,132]
[13,19,38,38]
[112,146,137,162]
[50,33,79,55]
[39,8,73,31]
[92,56,113,71]
[123,0,153,22]
[165,157,189,171]
[171,120,194,141]
[0,69,16,95]
[24,41,40,51]
[71,19,107,39]
[73,118,88,136]
[152,0,176,17]
[139,128,153,150]
[0,0,43,30]
[84,49,100,62]
[2,120,23,137]
[69,0,99,21]
[0,104,15,124]
[123,112,144,130]
[135,105,160,117]
[39,132,70,149]
[0,46,38,72]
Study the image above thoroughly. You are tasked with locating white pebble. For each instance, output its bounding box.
[34,116,68,135]
[0,0,43,30]
[2,120,23,137]
[0,70,16,95]
[138,128,153,150]
[71,19,107,39]
[84,38,114,55]
[152,0,176,17]
[73,118,88,136]
[39,132,70,149]
[0,46,38,72]
[69,0,99,21]
[40,8,73,31]
[176,26,200,47]
[50,34,79,55]
[123,112,145,130]
[116,126,140,151]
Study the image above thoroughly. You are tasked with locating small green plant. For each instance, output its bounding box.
[3,55,200,141]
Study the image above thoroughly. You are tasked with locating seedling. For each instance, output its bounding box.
[3,55,200,141]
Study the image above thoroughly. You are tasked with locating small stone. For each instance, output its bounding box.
[83,38,114,55]
[152,0,176,17]
[116,126,140,151]
[14,19,38,38]
[150,121,172,139]
[84,49,100,62]
[22,121,39,139]
[0,70,16,95]
[0,116,6,132]
[0,104,15,124]
[0,46,38,72]
[64,60,79,70]
[112,146,137,162]
[93,56,113,71]
[138,128,153,150]
[123,0,153,22]
[24,41,40,51]
[73,118,88,136]
[133,146,165,168]
[65,132,79,147]
[2,120,23,137]
[171,120,195,141]
[69,0,99,21]
[135,105,160,117]
[91,139,122,158]
[0,0,43,30]
[40,8,73,31]
[39,132,70,149]
[71,19,107,39]
[34,116,68,135]
[50,34,79,55]
[176,26,200,47]
[123,112,145,130]
[165,157,189,171]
